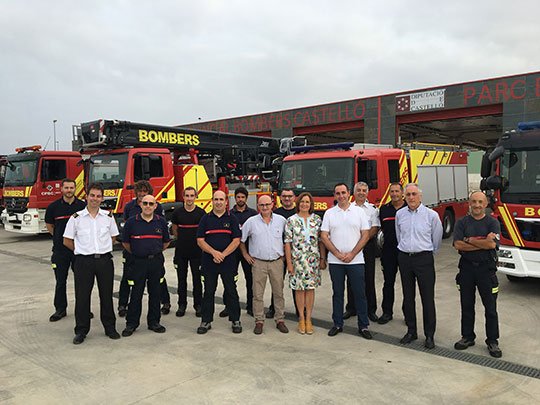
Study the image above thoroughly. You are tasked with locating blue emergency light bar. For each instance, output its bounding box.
[518,121,540,131]
[290,142,355,153]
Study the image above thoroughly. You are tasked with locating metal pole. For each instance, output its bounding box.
[53,119,57,151]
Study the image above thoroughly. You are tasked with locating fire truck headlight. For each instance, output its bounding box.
[23,214,32,222]
[498,249,513,259]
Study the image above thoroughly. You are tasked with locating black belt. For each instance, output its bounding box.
[134,253,162,259]
[254,257,281,262]
[399,250,432,257]
[77,253,110,259]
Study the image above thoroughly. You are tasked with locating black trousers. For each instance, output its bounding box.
[346,239,377,314]
[398,251,436,338]
[380,246,399,316]
[73,254,116,335]
[202,267,240,323]
[175,256,202,308]
[126,254,164,328]
[118,250,170,307]
[223,253,253,311]
[51,250,75,312]
[456,259,499,344]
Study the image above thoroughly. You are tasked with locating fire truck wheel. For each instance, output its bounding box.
[442,209,455,239]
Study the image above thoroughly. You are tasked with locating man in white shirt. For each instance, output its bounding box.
[63,183,120,344]
[321,183,372,339]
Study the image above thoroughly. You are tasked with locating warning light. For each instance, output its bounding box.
[15,145,42,153]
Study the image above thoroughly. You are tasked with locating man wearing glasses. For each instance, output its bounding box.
[121,194,170,337]
[241,195,289,334]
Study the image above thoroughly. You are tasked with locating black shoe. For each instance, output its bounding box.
[73,334,85,344]
[232,321,242,334]
[247,308,254,317]
[377,313,393,325]
[265,309,275,319]
[90,312,94,319]
[219,308,229,318]
[161,304,171,315]
[424,336,435,349]
[359,329,373,340]
[454,338,475,350]
[118,306,128,317]
[176,305,186,317]
[122,326,136,337]
[148,324,166,333]
[106,330,121,340]
[49,310,66,322]
[197,322,211,334]
[342,310,356,320]
[194,305,202,318]
[328,326,343,337]
[400,332,418,344]
[488,343,502,358]
[368,312,379,322]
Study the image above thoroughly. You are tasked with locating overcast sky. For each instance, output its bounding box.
[1,0,538,154]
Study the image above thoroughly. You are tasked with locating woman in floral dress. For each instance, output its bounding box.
[284,192,326,334]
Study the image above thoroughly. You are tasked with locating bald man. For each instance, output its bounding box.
[196,191,243,334]
[453,191,502,358]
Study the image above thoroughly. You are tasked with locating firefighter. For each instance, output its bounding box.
[45,178,86,322]
[121,194,170,337]
[453,191,502,358]
[117,180,171,317]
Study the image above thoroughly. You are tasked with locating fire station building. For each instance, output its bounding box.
[185,71,540,150]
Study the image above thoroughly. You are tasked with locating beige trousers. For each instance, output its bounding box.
[252,258,285,323]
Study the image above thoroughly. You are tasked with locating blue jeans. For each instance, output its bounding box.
[329,263,369,329]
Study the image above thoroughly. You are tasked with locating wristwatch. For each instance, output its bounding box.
[464,237,470,243]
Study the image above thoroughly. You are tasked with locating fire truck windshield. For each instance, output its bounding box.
[4,159,39,186]
[500,148,540,203]
[279,157,354,196]
[88,152,128,188]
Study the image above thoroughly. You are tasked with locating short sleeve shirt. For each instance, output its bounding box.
[196,211,241,270]
[321,204,370,264]
[241,214,286,260]
[454,214,500,263]
[273,206,296,219]
[45,197,86,253]
[123,214,170,257]
[63,208,119,255]
[171,206,206,258]
[123,199,164,220]
[379,201,407,251]
[356,201,381,229]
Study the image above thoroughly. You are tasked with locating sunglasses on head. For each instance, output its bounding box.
[142,201,155,206]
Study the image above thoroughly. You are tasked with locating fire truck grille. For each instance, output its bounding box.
[4,197,29,214]
[515,219,540,243]
[100,198,117,211]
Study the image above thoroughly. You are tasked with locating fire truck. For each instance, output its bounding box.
[481,122,540,280]
[0,156,8,214]
[74,119,288,236]
[0,146,85,233]
[277,142,470,238]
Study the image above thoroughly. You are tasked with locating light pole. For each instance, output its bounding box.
[53,120,58,151]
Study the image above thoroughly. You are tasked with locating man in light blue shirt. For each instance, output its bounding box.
[240,195,289,335]
[395,183,443,349]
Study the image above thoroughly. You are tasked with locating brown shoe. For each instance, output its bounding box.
[253,322,264,335]
[276,321,289,334]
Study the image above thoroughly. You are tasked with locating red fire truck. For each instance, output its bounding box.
[1,146,84,233]
[75,119,286,236]
[277,142,470,238]
[481,122,540,280]
[0,156,8,214]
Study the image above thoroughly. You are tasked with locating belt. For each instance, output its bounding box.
[134,254,162,259]
[77,253,110,259]
[399,250,432,257]
[254,257,281,262]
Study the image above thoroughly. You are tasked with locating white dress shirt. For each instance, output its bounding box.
[64,208,119,255]
[321,204,370,265]
[356,200,381,229]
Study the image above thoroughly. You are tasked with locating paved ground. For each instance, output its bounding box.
[1,228,540,404]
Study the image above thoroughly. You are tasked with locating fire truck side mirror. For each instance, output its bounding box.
[489,145,504,161]
[480,153,492,178]
[485,175,503,190]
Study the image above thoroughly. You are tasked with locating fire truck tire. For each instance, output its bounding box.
[442,209,454,239]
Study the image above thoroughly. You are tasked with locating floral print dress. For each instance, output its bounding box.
[284,213,322,290]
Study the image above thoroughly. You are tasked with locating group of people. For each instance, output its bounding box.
[45,178,503,358]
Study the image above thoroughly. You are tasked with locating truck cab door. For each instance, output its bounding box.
[40,158,67,201]
[133,153,173,203]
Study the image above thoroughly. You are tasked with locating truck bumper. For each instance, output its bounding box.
[497,246,540,278]
[0,208,48,234]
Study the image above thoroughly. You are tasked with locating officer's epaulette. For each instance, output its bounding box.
[72,212,79,218]
[108,211,113,217]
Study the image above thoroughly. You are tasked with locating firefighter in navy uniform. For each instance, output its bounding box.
[45,178,86,322]
[121,194,170,337]
[453,191,502,358]
[117,180,171,317]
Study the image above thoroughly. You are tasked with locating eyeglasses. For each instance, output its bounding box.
[142,201,155,206]
[258,203,272,207]
[281,195,294,199]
